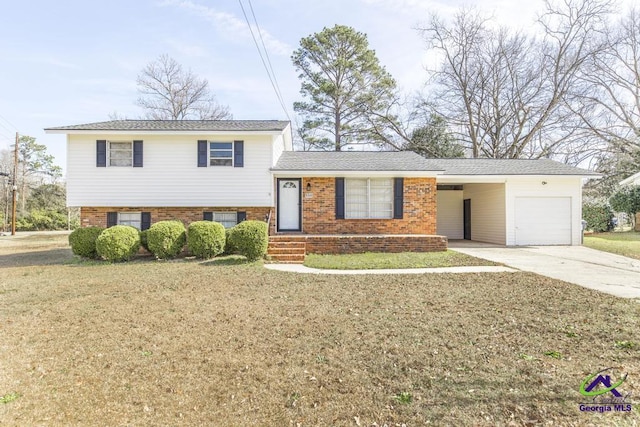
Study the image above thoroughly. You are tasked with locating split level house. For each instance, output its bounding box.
[45,120,598,258]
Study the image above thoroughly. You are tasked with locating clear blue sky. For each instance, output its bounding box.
[0,0,550,174]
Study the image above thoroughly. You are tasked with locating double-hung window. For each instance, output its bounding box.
[345,178,393,219]
[210,142,233,166]
[211,212,237,228]
[118,212,141,229]
[109,141,133,167]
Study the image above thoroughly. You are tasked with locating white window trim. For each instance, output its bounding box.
[209,141,234,167]
[108,140,133,167]
[345,178,393,219]
[117,212,142,230]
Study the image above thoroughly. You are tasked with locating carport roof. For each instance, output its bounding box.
[433,158,599,176]
[273,152,599,176]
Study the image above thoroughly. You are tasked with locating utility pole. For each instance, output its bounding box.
[11,132,18,235]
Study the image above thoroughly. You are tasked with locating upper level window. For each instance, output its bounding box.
[345,178,393,219]
[109,141,132,167]
[210,142,233,166]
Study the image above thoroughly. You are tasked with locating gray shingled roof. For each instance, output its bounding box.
[45,120,290,132]
[272,151,444,171]
[434,158,598,176]
[273,151,598,175]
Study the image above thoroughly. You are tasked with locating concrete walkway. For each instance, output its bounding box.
[264,264,517,275]
[450,243,640,299]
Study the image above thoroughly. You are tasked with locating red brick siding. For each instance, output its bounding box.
[269,235,447,254]
[286,177,437,234]
[80,207,272,228]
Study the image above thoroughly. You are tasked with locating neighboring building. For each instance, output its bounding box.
[46,120,598,255]
[619,171,640,187]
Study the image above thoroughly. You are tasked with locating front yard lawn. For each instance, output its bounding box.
[584,231,640,260]
[0,234,639,425]
[304,250,497,269]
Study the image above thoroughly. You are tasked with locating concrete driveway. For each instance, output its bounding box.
[449,241,640,299]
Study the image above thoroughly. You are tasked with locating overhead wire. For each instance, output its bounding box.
[0,113,18,133]
[238,0,291,122]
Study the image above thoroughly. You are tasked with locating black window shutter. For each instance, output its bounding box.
[234,140,244,167]
[141,212,151,230]
[107,211,118,227]
[97,140,106,167]
[335,178,345,219]
[133,140,143,167]
[203,212,213,221]
[236,211,247,223]
[393,178,404,219]
[197,140,207,167]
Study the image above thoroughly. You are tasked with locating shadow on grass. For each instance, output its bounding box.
[0,248,73,268]
[200,255,252,266]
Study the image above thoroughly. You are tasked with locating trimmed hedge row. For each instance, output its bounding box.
[69,219,269,262]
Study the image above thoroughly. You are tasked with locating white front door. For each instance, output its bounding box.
[278,179,301,231]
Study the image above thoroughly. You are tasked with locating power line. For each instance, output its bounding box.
[247,0,289,117]
[0,113,18,133]
[238,0,291,122]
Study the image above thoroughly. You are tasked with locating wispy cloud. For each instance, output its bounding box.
[165,38,210,58]
[159,0,292,56]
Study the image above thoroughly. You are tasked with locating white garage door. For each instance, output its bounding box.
[514,197,571,245]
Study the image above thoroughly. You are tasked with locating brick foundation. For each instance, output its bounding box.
[269,234,447,254]
[80,207,273,228]
[285,177,437,235]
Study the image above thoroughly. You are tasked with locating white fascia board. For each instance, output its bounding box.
[45,129,285,136]
[271,170,442,178]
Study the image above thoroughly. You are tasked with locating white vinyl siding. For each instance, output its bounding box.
[118,212,141,229]
[436,190,464,239]
[345,178,393,219]
[66,134,275,207]
[463,183,506,245]
[109,141,132,167]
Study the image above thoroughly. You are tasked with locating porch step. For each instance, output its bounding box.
[267,237,306,263]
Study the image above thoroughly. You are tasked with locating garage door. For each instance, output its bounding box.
[514,197,571,245]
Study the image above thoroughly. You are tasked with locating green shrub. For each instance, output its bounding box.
[147,220,186,259]
[68,226,104,258]
[17,209,68,231]
[188,221,226,259]
[96,225,140,262]
[583,201,614,232]
[228,220,268,261]
[139,229,150,251]
[224,226,237,255]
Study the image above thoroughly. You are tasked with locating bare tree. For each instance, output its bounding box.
[419,0,612,161]
[575,8,640,152]
[136,54,232,120]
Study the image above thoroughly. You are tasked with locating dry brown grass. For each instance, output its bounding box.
[0,233,639,426]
